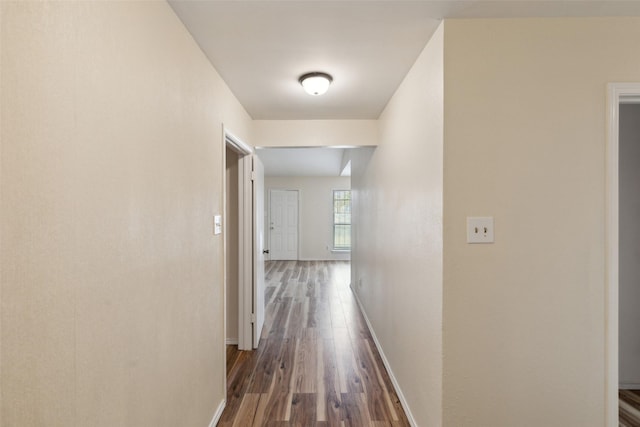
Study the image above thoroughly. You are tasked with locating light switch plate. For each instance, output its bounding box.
[214,215,222,235]
[467,217,494,243]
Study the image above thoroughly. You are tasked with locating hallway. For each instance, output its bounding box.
[219,261,410,426]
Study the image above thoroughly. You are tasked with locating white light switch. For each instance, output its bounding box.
[467,217,494,243]
[214,215,222,235]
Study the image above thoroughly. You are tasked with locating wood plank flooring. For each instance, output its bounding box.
[219,260,410,427]
[620,390,640,427]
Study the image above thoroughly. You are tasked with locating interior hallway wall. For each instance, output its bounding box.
[443,17,640,426]
[0,2,251,426]
[253,120,378,147]
[265,176,351,261]
[350,23,444,427]
[619,103,640,387]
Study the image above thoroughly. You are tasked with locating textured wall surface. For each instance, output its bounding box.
[0,2,251,426]
[253,120,378,147]
[351,23,444,427]
[443,18,640,427]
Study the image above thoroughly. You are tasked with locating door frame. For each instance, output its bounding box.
[223,127,254,351]
[252,156,266,349]
[605,83,640,426]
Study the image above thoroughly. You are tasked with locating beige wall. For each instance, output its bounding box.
[5,6,639,427]
[443,18,640,426]
[225,148,240,344]
[265,176,351,261]
[0,2,251,426]
[253,119,378,147]
[351,23,444,427]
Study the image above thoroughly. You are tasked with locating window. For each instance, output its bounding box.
[333,190,351,250]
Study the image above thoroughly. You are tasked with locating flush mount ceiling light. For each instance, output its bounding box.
[299,72,333,96]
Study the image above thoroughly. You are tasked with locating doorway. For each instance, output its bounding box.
[606,83,640,426]
[618,101,640,395]
[269,189,299,260]
[255,146,358,263]
[224,129,266,353]
[225,146,240,346]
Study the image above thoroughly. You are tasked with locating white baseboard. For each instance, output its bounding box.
[620,383,640,389]
[208,399,226,427]
[225,338,238,345]
[350,284,418,427]
[297,257,351,261]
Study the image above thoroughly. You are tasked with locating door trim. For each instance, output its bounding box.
[606,83,640,427]
[224,126,254,351]
[252,156,266,349]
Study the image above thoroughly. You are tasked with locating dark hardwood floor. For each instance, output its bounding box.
[621,390,640,427]
[219,260,410,426]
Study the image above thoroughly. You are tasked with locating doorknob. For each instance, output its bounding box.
[263,249,270,254]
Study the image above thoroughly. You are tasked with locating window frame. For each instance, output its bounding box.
[332,189,351,251]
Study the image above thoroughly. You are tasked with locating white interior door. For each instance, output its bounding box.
[269,190,298,260]
[252,155,265,348]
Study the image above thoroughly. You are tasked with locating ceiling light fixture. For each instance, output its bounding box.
[299,72,333,96]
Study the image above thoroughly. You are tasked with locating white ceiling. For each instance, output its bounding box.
[256,147,350,177]
[170,1,640,175]
[170,0,640,121]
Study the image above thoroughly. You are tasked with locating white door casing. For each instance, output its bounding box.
[252,155,266,348]
[224,128,266,352]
